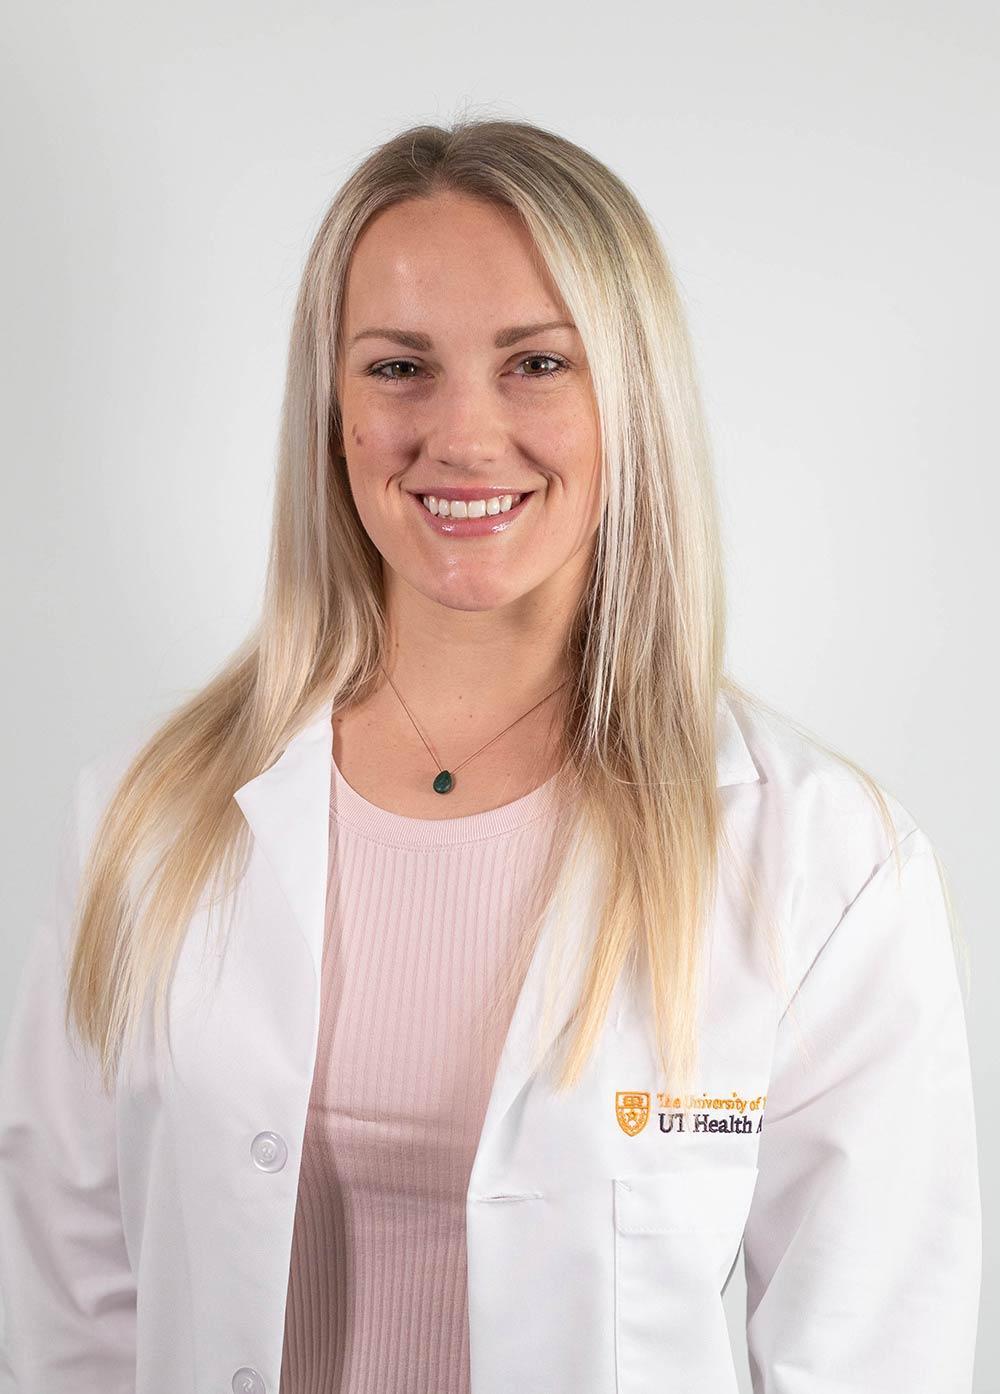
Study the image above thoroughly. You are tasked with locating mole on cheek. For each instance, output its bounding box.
[352,423,365,447]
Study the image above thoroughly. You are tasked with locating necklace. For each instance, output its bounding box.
[379,664,571,794]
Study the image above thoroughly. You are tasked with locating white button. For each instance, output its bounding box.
[250,1131,287,1172]
[232,1368,265,1394]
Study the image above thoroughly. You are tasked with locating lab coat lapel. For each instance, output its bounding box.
[469,690,761,1182]
[232,699,336,989]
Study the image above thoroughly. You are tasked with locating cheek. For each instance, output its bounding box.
[539,386,600,460]
[350,415,406,463]
[543,410,603,536]
[343,433,408,510]
[340,382,410,465]
[545,414,602,500]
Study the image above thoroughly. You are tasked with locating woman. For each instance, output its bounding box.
[0,119,981,1394]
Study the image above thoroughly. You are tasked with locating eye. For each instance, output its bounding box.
[365,352,571,385]
[514,353,570,378]
[367,359,422,383]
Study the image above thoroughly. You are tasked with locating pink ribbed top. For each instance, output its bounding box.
[278,753,565,1394]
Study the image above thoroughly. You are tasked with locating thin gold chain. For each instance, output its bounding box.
[380,664,570,775]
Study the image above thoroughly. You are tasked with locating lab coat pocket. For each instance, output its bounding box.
[612,1164,758,1394]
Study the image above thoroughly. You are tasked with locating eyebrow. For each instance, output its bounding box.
[348,320,577,351]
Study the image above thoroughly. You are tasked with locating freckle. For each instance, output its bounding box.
[352,424,364,446]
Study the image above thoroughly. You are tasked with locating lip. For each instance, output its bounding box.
[406,486,535,501]
[409,489,535,538]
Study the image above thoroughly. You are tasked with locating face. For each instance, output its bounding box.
[335,192,603,619]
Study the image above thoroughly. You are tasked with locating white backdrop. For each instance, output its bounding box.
[1,2,996,1388]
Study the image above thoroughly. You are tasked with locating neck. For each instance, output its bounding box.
[365,571,579,767]
[386,627,571,716]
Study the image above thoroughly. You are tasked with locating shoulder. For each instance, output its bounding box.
[726,689,919,841]
[71,714,164,852]
[720,689,931,984]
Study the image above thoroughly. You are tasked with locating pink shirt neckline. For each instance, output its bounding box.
[330,754,563,848]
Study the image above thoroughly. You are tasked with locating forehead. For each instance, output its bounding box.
[341,193,566,332]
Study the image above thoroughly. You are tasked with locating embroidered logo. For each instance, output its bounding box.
[615,1090,650,1136]
[615,1089,768,1136]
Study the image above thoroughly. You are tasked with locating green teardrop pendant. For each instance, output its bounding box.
[433,769,454,794]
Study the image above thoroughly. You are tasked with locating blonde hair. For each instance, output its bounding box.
[66,116,913,1106]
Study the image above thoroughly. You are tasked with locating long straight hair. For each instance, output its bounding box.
[66,116,905,1104]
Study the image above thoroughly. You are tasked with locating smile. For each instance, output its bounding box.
[410,490,535,537]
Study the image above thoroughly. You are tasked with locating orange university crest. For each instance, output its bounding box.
[615,1090,650,1136]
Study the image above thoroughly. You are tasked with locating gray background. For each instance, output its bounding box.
[1,2,995,1387]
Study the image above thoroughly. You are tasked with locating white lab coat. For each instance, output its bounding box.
[0,692,982,1393]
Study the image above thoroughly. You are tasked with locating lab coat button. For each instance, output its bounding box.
[250,1130,287,1172]
[232,1367,266,1394]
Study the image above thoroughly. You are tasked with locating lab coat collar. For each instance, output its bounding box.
[714,690,760,788]
[232,688,760,1174]
[232,687,760,981]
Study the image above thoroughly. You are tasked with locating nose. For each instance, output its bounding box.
[421,372,507,470]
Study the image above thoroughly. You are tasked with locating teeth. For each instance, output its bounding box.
[421,493,522,517]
